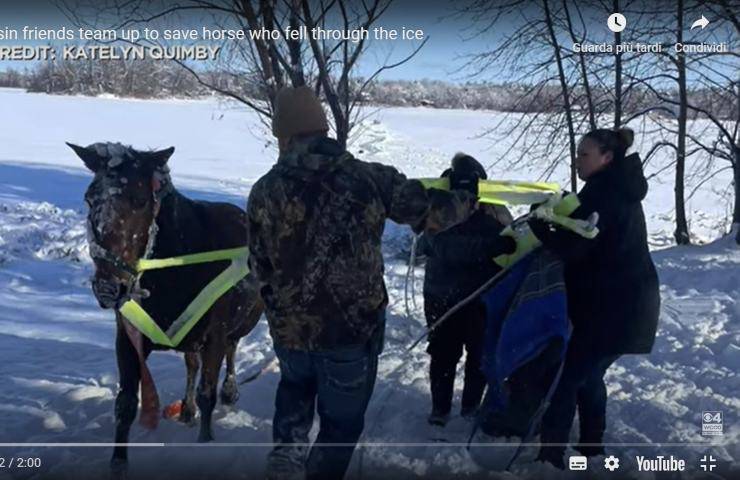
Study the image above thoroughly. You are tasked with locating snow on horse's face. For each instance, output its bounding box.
[68,142,174,309]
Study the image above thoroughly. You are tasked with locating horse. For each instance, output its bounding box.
[68,142,263,472]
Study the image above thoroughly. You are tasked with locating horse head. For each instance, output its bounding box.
[68,142,174,309]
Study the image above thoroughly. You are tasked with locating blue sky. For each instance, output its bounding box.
[1,1,736,82]
[0,0,528,81]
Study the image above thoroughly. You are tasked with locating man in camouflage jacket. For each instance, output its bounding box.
[247,86,474,480]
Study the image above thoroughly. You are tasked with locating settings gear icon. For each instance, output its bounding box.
[604,455,620,471]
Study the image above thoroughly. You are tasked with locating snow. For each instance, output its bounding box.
[0,87,737,479]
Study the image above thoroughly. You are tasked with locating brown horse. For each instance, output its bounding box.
[68,142,263,472]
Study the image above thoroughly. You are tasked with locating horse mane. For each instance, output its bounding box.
[89,142,172,176]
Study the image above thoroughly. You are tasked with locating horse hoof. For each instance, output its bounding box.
[220,387,240,406]
[173,400,198,426]
[180,410,198,426]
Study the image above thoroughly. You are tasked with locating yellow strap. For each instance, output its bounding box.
[417,178,560,206]
[120,248,251,347]
[136,246,247,272]
[418,178,450,190]
[168,255,250,346]
[493,192,583,268]
[119,300,174,347]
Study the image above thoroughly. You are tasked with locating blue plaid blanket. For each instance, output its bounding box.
[480,249,570,410]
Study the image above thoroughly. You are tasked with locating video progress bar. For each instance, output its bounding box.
[0,442,725,448]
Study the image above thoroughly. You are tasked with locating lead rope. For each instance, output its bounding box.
[120,170,169,429]
[359,234,512,479]
[407,263,514,352]
[410,237,418,311]
[404,234,420,320]
[504,358,566,471]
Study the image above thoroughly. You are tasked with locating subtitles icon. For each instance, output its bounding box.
[569,455,587,471]
[700,454,717,472]
[607,13,627,33]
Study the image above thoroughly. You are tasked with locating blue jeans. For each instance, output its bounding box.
[268,334,381,480]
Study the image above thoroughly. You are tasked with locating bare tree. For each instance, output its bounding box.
[457,0,600,192]
[543,0,578,190]
[675,0,691,244]
[627,0,737,243]
[612,0,624,128]
[689,0,740,241]
[562,0,597,130]
[58,0,426,148]
[461,0,737,245]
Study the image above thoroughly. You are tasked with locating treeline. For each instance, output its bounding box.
[362,80,736,119]
[0,60,734,120]
[0,60,212,99]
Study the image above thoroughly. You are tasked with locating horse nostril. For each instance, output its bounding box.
[92,277,125,309]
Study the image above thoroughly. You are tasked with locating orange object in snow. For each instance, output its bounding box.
[163,400,183,419]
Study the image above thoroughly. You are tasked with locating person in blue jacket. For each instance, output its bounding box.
[419,154,516,426]
[529,127,660,468]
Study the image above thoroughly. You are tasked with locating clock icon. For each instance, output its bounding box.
[608,13,627,33]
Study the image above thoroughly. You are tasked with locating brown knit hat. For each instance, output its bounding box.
[272,86,329,139]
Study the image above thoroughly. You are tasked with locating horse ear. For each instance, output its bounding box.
[147,147,175,168]
[67,142,102,172]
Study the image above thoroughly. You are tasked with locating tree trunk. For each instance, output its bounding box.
[674,0,691,245]
[543,0,578,191]
[563,0,596,130]
[733,145,740,244]
[613,0,622,129]
[286,0,305,87]
[240,0,282,108]
[733,146,740,222]
[301,0,349,150]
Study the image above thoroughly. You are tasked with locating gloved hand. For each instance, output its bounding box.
[527,216,555,242]
[492,223,539,269]
[493,235,517,256]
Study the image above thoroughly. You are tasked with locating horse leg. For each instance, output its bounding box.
[110,325,141,472]
[180,352,200,425]
[220,339,240,405]
[196,343,225,442]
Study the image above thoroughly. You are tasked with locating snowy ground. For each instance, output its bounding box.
[0,87,738,479]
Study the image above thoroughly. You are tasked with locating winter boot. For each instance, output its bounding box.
[536,428,567,470]
[428,408,450,427]
[536,448,566,470]
[266,445,307,480]
[460,404,479,419]
[575,428,606,457]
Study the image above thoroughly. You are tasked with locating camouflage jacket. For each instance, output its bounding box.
[247,137,474,351]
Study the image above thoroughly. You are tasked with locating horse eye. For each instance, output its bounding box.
[130,192,150,209]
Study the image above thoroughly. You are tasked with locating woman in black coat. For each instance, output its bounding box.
[529,127,660,468]
[419,154,515,426]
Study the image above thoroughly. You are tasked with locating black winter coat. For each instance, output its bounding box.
[529,153,660,355]
[420,207,513,308]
